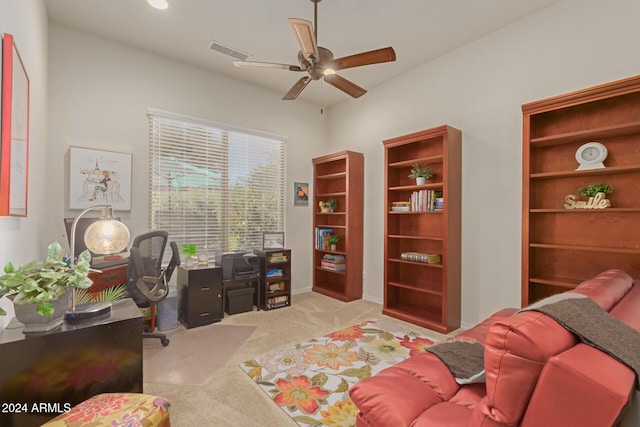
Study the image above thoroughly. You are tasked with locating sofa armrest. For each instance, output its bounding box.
[520,343,635,427]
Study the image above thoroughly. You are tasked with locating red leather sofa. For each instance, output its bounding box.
[349,269,639,426]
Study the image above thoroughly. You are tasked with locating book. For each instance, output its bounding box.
[266,268,283,278]
[315,227,334,250]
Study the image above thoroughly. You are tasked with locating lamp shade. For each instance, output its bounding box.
[84,219,130,255]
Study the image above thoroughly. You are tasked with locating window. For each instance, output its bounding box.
[148,109,286,259]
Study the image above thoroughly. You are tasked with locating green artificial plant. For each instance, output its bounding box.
[181,244,197,258]
[408,164,433,180]
[579,183,613,197]
[327,235,340,245]
[0,242,95,317]
[324,199,338,211]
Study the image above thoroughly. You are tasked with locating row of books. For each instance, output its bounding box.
[315,227,335,251]
[321,254,346,271]
[267,281,286,294]
[411,190,443,211]
[267,252,288,263]
[392,190,444,212]
[400,252,442,264]
[266,268,284,278]
[267,295,289,309]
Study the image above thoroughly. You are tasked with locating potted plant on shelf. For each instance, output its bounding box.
[327,235,340,251]
[579,183,613,197]
[181,243,198,267]
[319,199,338,213]
[408,164,433,185]
[0,242,95,331]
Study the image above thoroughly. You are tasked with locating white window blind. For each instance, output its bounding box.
[147,109,286,258]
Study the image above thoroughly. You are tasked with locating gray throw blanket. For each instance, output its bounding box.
[426,340,485,384]
[527,297,640,389]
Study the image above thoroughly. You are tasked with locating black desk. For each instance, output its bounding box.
[0,299,143,427]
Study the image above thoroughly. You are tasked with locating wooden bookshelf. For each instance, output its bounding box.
[522,75,640,305]
[383,125,461,333]
[312,151,363,301]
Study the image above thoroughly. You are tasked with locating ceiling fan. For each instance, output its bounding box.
[233,0,396,100]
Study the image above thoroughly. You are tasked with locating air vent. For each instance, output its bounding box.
[209,40,250,61]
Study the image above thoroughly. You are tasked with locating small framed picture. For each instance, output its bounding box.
[294,182,309,206]
[263,232,285,249]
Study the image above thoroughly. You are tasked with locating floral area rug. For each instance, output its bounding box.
[239,319,439,426]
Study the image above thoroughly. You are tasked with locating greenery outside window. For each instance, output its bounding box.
[148,109,286,260]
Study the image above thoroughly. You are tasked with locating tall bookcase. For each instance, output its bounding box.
[522,75,640,306]
[312,151,364,302]
[383,125,461,333]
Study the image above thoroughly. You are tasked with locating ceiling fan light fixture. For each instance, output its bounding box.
[147,0,168,10]
[323,68,336,76]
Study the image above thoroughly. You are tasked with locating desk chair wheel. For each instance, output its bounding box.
[161,338,170,346]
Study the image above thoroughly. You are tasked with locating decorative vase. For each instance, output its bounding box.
[12,291,71,332]
[330,244,337,251]
[416,177,427,186]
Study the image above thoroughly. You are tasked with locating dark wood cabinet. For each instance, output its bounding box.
[177,265,223,328]
[383,125,462,333]
[522,75,640,305]
[312,151,364,302]
[255,249,291,310]
[0,299,143,427]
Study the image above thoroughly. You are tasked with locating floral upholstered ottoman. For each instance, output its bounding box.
[42,393,171,427]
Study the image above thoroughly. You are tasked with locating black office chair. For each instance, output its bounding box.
[126,230,180,346]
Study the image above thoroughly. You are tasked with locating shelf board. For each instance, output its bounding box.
[389,155,444,168]
[387,234,443,241]
[530,243,640,255]
[389,183,443,191]
[316,212,347,216]
[382,306,447,333]
[313,285,357,302]
[388,258,444,268]
[387,280,442,296]
[528,276,583,289]
[530,207,640,213]
[315,266,346,275]
[316,172,347,180]
[529,121,640,147]
[388,210,443,215]
[315,224,346,229]
[316,192,347,197]
[530,164,640,179]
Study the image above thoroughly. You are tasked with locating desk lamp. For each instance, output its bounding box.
[64,204,130,321]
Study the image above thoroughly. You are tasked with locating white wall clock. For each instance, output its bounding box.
[575,142,607,170]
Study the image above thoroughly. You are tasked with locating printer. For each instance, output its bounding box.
[216,250,261,282]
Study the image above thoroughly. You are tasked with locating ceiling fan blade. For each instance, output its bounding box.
[233,60,303,72]
[288,18,319,61]
[331,47,396,71]
[283,76,312,100]
[324,74,367,98]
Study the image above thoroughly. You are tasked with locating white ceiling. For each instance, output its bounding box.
[45,0,561,107]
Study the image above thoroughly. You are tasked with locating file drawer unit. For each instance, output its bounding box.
[177,265,223,328]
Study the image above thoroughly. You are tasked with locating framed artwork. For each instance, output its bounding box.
[0,33,30,216]
[294,181,309,206]
[69,147,132,211]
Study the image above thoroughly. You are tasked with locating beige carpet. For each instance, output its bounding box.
[143,323,257,386]
[142,292,459,426]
